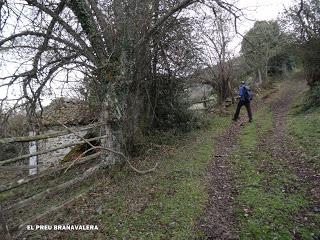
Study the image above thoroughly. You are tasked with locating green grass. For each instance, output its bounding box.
[285,92,320,239]
[232,106,315,239]
[94,114,230,239]
[0,190,15,202]
[287,92,320,160]
[238,107,272,150]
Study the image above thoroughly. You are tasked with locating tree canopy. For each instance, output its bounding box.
[241,21,284,85]
[282,0,320,87]
[0,0,242,150]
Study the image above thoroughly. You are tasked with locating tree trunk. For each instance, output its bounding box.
[264,63,269,83]
[256,68,263,85]
[227,78,234,104]
[123,0,152,153]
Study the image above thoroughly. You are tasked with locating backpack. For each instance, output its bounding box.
[243,86,253,102]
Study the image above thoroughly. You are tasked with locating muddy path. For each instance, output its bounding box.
[194,120,240,240]
[194,95,265,239]
[195,81,319,239]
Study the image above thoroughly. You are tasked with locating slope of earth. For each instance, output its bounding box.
[231,80,319,239]
[14,113,232,239]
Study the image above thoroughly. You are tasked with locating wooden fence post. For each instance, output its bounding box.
[28,130,38,176]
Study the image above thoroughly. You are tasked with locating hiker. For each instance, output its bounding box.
[232,81,253,122]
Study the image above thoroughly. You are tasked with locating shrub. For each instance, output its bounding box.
[302,82,320,111]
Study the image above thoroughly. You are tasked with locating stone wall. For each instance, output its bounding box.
[37,127,88,171]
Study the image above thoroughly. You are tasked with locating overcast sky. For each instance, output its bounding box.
[231,0,295,51]
[238,0,295,28]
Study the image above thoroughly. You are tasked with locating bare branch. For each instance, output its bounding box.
[58,121,158,174]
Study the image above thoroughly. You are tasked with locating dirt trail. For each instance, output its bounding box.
[265,81,320,237]
[195,81,319,239]
[194,91,269,239]
[194,121,240,239]
[194,81,277,239]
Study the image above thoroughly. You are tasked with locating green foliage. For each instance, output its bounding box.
[241,21,283,71]
[301,82,320,111]
[142,15,201,132]
[287,91,320,159]
[300,39,320,86]
[268,52,295,76]
[282,0,320,42]
[282,0,320,86]
[147,75,198,131]
[95,114,230,239]
[241,21,296,84]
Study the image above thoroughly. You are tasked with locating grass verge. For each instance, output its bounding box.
[287,92,320,171]
[232,106,316,239]
[94,114,230,239]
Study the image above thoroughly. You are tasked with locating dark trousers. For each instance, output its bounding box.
[233,100,252,121]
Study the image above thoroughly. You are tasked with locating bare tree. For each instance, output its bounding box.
[0,0,242,156]
[196,5,236,104]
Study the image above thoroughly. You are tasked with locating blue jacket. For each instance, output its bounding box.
[239,84,246,101]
